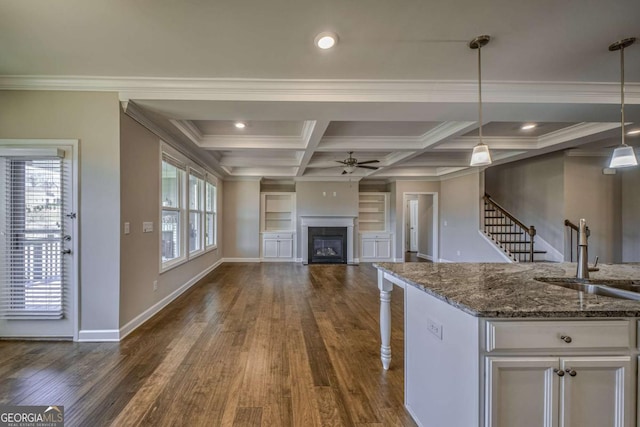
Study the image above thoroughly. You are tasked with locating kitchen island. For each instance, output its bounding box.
[374,262,640,427]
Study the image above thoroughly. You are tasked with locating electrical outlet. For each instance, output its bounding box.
[124,222,130,235]
[143,222,153,233]
[153,280,158,292]
[426,317,443,340]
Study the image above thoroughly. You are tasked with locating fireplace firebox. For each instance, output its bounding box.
[308,227,348,264]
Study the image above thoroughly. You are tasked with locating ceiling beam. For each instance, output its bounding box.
[296,120,331,177]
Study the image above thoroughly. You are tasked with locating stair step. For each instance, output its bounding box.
[484,216,506,219]
[488,231,523,235]
[499,241,532,244]
[485,208,496,212]
[510,250,547,254]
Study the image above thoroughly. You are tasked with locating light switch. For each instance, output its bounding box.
[333,191,336,197]
[124,222,130,235]
[143,222,154,233]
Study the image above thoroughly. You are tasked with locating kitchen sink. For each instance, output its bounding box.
[534,277,640,301]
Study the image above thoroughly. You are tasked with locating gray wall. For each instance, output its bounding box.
[295,181,358,258]
[0,91,121,332]
[440,172,507,262]
[223,180,260,259]
[418,194,434,258]
[564,156,621,263]
[622,167,640,262]
[485,152,565,252]
[119,112,223,326]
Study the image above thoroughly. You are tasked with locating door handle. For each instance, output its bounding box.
[61,248,72,255]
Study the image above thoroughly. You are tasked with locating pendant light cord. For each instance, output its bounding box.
[478,45,483,144]
[620,46,626,146]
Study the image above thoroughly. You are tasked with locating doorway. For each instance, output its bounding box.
[402,192,438,262]
[0,141,78,339]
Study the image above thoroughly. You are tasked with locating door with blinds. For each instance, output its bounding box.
[0,143,76,339]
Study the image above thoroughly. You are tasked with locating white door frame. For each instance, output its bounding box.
[0,139,79,341]
[408,199,419,252]
[402,192,439,262]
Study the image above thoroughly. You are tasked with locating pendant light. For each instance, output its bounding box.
[608,37,637,168]
[469,35,492,167]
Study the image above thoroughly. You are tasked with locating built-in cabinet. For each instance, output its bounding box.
[260,192,296,261]
[359,192,393,261]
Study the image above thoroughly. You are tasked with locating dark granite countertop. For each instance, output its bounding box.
[373,262,640,318]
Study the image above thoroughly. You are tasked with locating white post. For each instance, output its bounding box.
[378,269,394,370]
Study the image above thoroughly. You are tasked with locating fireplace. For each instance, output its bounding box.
[308,227,347,264]
[300,216,356,265]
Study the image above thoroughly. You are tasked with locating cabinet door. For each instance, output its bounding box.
[485,357,559,427]
[263,239,279,258]
[361,239,376,259]
[375,239,391,259]
[277,239,293,259]
[560,356,632,427]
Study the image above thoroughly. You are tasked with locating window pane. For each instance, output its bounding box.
[162,161,181,208]
[189,211,201,252]
[206,182,217,212]
[162,210,181,261]
[189,174,202,210]
[205,213,215,246]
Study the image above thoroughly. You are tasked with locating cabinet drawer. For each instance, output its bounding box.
[485,320,632,352]
[262,233,292,240]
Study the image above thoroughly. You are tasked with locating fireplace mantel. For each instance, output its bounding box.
[300,216,356,265]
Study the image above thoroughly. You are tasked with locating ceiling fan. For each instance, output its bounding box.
[336,152,380,174]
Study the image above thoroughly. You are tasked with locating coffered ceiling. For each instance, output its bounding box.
[1,0,639,180]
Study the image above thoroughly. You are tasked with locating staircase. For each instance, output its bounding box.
[483,193,547,262]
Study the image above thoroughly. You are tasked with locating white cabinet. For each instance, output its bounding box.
[260,192,296,262]
[486,356,632,427]
[360,233,392,261]
[261,233,294,261]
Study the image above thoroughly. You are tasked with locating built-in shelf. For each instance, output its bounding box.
[261,192,296,232]
[358,192,388,232]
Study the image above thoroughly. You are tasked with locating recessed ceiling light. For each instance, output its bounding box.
[234,122,246,129]
[521,123,537,130]
[627,129,640,136]
[314,32,338,50]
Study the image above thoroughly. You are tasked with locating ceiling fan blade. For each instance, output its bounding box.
[341,170,348,175]
[335,160,348,165]
[358,165,379,170]
[356,160,380,165]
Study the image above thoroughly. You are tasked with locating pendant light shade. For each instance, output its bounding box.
[608,37,637,169]
[469,35,492,167]
[470,143,492,166]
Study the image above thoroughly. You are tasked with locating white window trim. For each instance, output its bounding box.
[187,168,205,257]
[159,143,219,274]
[205,176,218,251]
[160,154,187,272]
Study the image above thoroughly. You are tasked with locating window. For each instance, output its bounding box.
[161,157,185,266]
[205,180,217,248]
[188,171,204,254]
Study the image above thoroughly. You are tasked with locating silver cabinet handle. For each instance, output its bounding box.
[560,335,572,343]
[565,368,577,377]
[554,368,565,377]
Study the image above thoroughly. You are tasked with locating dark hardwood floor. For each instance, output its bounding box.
[0,263,415,426]
[404,252,430,263]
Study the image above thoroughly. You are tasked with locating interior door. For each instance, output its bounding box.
[0,144,76,338]
[409,199,418,252]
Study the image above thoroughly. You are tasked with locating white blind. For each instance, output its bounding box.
[0,156,68,319]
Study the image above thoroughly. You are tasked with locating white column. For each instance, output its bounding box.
[378,269,394,370]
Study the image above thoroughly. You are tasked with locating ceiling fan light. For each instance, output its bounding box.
[609,144,638,168]
[470,143,492,167]
[344,164,357,174]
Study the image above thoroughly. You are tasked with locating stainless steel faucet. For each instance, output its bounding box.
[576,219,589,279]
[576,218,598,279]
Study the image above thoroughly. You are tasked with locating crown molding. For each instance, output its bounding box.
[169,119,203,145]
[2,76,639,104]
[122,101,226,178]
[293,176,363,182]
[536,122,620,148]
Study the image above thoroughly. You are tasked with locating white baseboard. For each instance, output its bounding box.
[393,257,404,263]
[222,257,260,263]
[260,258,296,262]
[438,258,453,263]
[118,258,224,341]
[77,329,120,342]
[417,253,433,261]
[295,258,302,263]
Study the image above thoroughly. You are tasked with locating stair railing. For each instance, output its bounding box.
[483,193,537,262]
[564,219,590,262]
